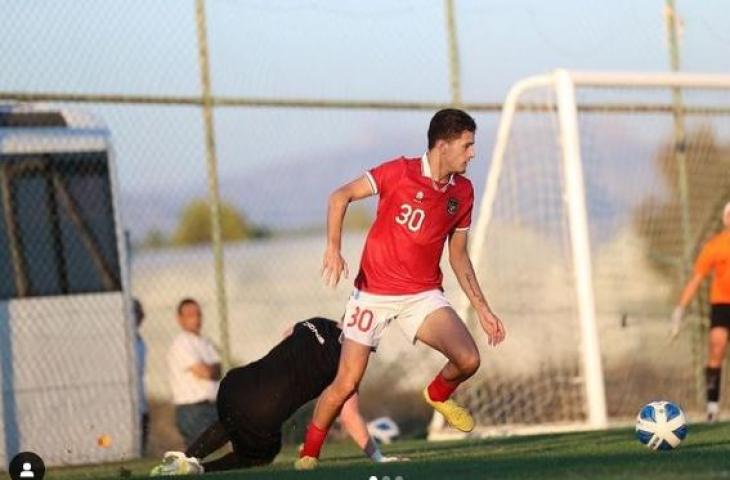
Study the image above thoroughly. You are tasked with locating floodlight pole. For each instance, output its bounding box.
[196,0,232,372]
[664,0,692,275]
[444,0,462,106]
[665,0,703,406]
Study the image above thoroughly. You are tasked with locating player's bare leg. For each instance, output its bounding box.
[417,307,480,382]
[296,339,371,469]
[416,307,480,432]
[706,327,728,422]
[312,340,371,429]
[707,327,728,368]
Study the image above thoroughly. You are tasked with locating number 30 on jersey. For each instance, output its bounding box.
[395,203,425,232]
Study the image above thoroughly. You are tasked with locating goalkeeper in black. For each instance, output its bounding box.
[150,317,401,475]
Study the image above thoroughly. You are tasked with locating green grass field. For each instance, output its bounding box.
[33,422,730,480]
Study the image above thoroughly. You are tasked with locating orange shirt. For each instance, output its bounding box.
[694,230,730,304]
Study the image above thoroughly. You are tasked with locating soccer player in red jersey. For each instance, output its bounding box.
[296,109,506,470]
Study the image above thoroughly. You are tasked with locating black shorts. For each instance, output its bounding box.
[225,420,281,468]
[710,304,730,329]
[217,373,282,467]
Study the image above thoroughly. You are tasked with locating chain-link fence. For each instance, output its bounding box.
[2,0,730,468]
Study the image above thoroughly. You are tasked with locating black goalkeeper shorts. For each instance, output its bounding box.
[217,372,282,467]
[710,304,730,330]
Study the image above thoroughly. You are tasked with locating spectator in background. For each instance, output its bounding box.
[132,298,150,455]
[167,298,221,446]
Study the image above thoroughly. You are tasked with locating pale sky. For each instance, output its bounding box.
[5,0,728,98]
[1,0,729,230]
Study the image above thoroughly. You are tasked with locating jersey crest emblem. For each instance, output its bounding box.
[447,197,458,215]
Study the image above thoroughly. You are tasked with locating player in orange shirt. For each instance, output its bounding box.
[671,201,730,422]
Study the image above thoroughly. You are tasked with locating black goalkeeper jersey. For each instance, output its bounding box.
[217,317,342,434]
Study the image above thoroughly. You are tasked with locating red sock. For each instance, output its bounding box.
[300,422,328,458]
[427,372,459,402]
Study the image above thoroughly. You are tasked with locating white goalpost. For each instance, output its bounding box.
[429,69,730,439]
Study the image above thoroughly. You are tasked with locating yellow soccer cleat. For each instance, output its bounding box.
[294,455,319,470]
[423,387,475,432]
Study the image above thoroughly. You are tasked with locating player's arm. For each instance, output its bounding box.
[339,393,405,463]
[322,176,375,288]
[281,323,295,339]
[671,242,713,338]
[169,340,220,380]
[339,393,370,450]
[670,272,706,339]
[448,231,506,346]
[188,362,221,380]
[678,272,706,309]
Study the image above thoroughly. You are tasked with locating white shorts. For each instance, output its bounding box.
[342,288,453,348]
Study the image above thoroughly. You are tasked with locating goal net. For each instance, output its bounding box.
[430,70,730,438]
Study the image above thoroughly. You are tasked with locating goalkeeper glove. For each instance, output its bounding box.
[670,306,685,340]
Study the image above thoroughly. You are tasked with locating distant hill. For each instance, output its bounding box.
[120,118,653,243]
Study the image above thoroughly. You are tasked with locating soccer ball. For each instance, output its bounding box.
[367,416,400,444]
[635,400,688,450]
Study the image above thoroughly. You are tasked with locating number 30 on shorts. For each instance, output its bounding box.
[347,306,375,332]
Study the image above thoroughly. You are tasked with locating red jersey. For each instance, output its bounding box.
[354,155,474,295]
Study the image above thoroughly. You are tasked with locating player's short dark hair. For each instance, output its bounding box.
[427,108,476,149]
[177,297,199,315]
